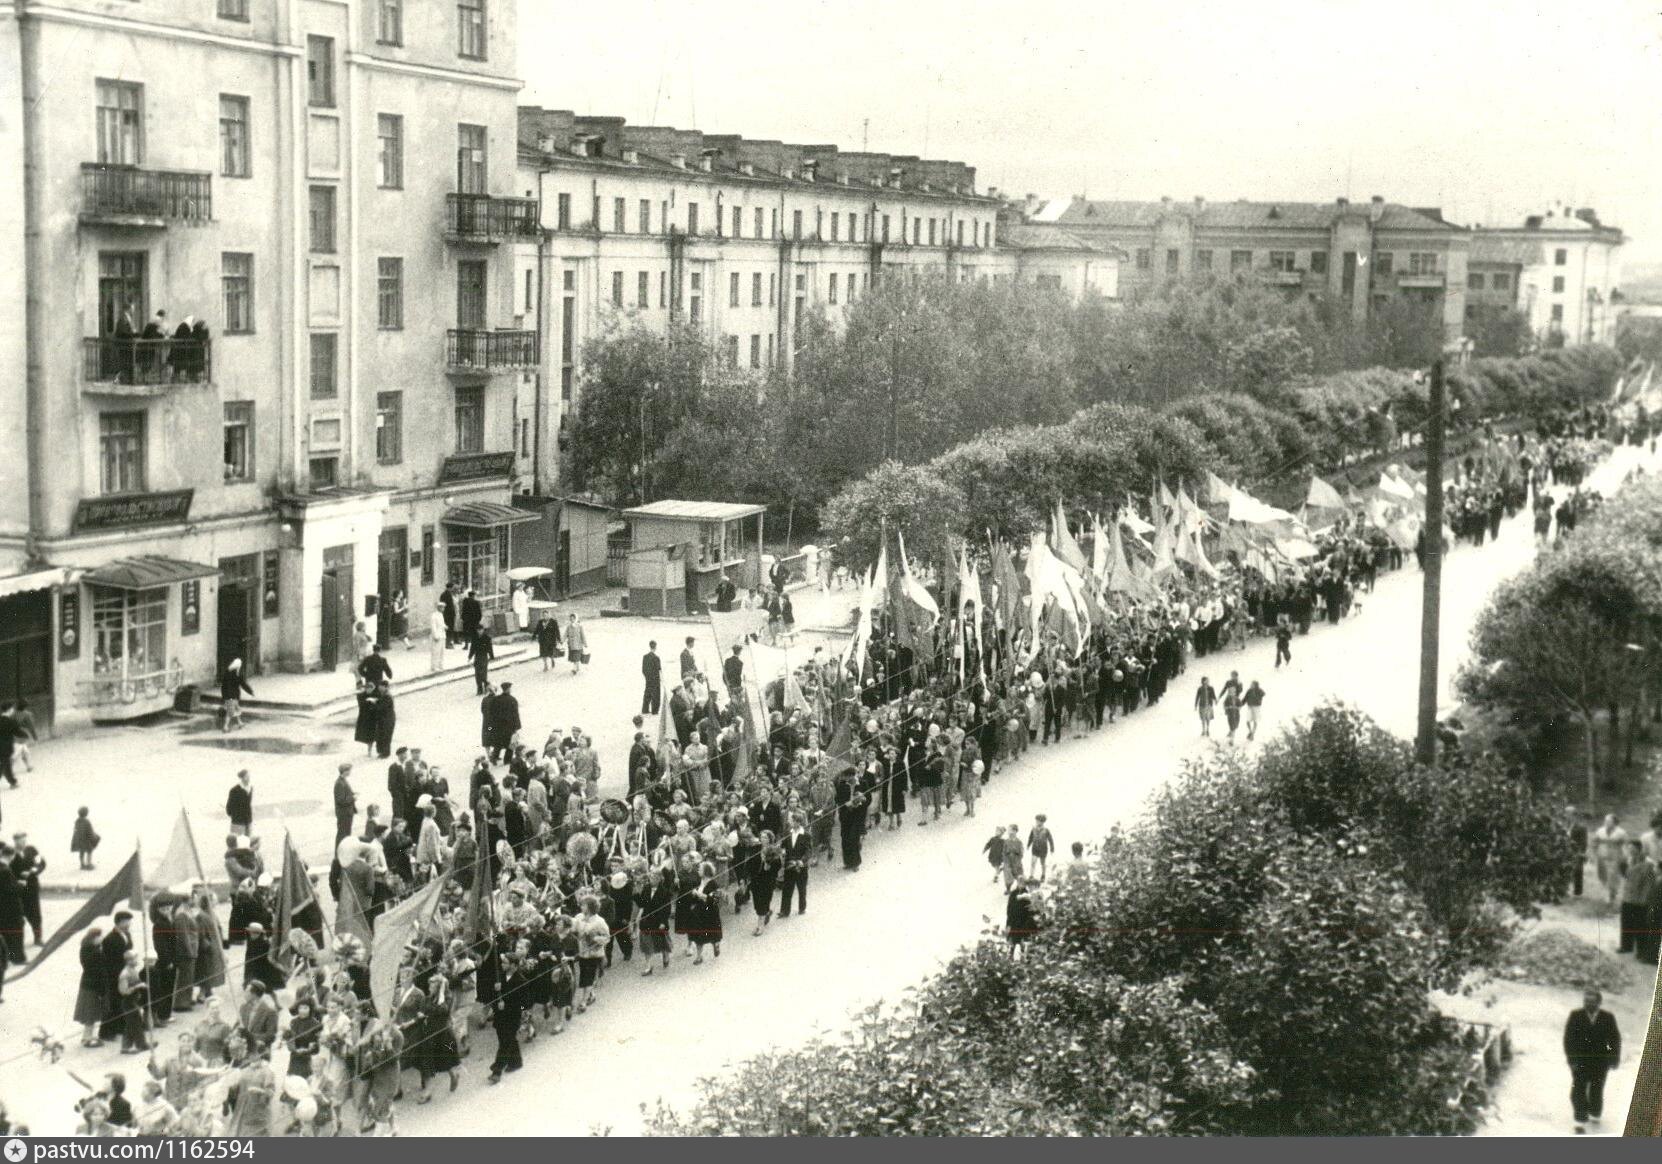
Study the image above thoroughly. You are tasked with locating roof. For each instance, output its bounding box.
[1468,235,1545,266]
[442,501,541,529]
[1054,197,1458,233]
[84,556,219,590]
[623,500,767,522]
[1001,224,1125,256]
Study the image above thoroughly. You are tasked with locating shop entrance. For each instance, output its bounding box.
[0,593,52,727]
[217,554,261,676]
[320,545,354,671]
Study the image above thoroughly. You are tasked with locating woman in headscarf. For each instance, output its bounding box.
[750,830,783,937]
[634,867,675,977]
[75,926,107,1046]
[566,613,589,675]
[688,859,723,964]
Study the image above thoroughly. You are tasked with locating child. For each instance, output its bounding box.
[960,757,982,818]
[71,807,100,870]
[1001,824,1024,890]
[1028,814,1055,881]
[982,828,1006,883]
[12,700,35,773]
[1274,618,1293,669]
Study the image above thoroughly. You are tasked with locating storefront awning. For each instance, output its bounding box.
[0,566,82,600]
[83,556,220,590]
[441,502,541,530]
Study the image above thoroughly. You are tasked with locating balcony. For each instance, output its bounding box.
[80,164,212,227]
[81,337,212,395]
[1396,268,1444,288]
[446,329,538,373]
[444,194,541,243]
[1259,267,1304,286]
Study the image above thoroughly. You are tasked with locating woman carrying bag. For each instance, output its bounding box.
[566,614,589,676]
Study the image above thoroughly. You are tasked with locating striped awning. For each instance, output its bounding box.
[441,501,541,529]
[83,556,220,590]
[0,566,81,600]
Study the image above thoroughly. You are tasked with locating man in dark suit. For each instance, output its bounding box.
[723,645,745,699]
[225,770,253,836]
[641,640,662,715]
[679,637,699,681]
[627,731,657,797]
[714,573,736,613]
[438,585,458,647]
[1564,988,1621,1130]
[385,747,410,822]
[487,682,522,763]
[460,590,484,645]
[468,626,495,695]
[748,787,784,840]
[333,763,357,844]
[668,681,696,749]
[778,812,810,917]
[357,643,392,687]
[98,912,136,1041]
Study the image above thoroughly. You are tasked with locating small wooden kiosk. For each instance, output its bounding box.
[622,499,766,613]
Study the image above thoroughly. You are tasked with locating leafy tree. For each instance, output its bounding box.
[818,460,966,576]
[1467,306,1533,358]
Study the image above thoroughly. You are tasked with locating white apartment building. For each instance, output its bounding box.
[1468,206,1624,346]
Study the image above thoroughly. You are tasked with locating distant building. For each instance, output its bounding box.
[1042,194,1470,342]
[1469,206,1624,346]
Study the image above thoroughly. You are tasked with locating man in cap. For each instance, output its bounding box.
[333,764,357,844]
[9,832,44,945]
[225,770,253,836]
[98,911,135,1042]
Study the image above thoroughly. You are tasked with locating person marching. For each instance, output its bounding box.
[1194,677,1216,737]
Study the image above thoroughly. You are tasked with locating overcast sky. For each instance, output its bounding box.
[520,0,1662,264]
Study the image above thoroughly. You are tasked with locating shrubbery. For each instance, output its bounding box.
[647,706,1570,1137]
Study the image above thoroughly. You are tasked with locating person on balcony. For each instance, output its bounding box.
[141,310,167,381]
[169,316,196,382]
[113,307,137,384]
[190,316,210,381]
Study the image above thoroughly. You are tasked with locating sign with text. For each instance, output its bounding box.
[73,489,194,533]
[439,452,515,484]
[58,591,80,661]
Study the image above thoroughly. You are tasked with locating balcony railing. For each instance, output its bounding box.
[1397,267,1444,286]
[444,193,541,242]
[446,329,538,372]
[81,164,212,225]
[1259,267,1304,285]
[82,337,212,391]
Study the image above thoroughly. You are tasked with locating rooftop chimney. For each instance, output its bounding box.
[802,159,818,181]
[1160,195,1172,206]
[1337,196,1349,209]
[838,171,850,186]
[1369,194,1384,223]
[622,148,639,164]
[739,161,755,176]
[699,151,715,173]
[670,154,686,169]
[537,133,556,154]
[1194,196,1205,211]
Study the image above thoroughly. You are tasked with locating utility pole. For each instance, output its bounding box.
[1415,357,1446,766]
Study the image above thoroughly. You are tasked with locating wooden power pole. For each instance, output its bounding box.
[1414,358,1446,767]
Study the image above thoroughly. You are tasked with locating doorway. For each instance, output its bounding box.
[457,260,487,329]
[376,526,408,648]
[0,594,53,728]
[217,554,261,676]
[556,528,572,598]
[320,544,354,670]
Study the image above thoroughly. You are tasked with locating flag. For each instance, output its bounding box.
[889,531,940,654]
[148,808,207,890]
[991,539,1022,633]
[1103,514,1135,595]
[461,829,492,944]
[1306,474,1347,511]
[335,871,373,946]
[825,714,856,776]
[369,875,445,1018]
[273,832,316,972]
[957,545,981,672]
[10,850,142,981]
[1151,506,1177,575]
[1051,500,1089,574]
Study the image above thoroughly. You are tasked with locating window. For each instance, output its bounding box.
[560,273,575,402]
[881,214,891,243]
[447,529,503,598]
[457,0,487,59]
[307,36,335,107]
[1409,253,1437,275]
[454,385,484,453]
[726,335,739,365]
[520,418,530,458]
[850,215,860,243]
[1553,275,1566,293]
[1375,252,1394,276]
[830,212,840,242]
[613,197,625,233]
[1269,251,1295,272]
[218,95,250,178]
[689,272,702,322]
[750,334,761,369]
[637,271,649,309]
[640,199,651,233]
[1492,272,1511,292]
[556,193,571,230]
[222,253,253,333]
[1468,272,1485,290]
[377,258,403,329]
[1166,248,1180,274]
[793,210,802,240]
[456,260,486,328]
[524,269,533,314]
[767,334,774,366]
[769,273,776,307]
[733,206,742,238]
[457,124,487,195]
[659,271,667,309]
[611,271,624,307]
[1230,250,1252,272]
[217,0,249,19]
[828,272,839,305]
[308,186,336,253]
[1135,248,1151,271]
[309,333,337,399]
[729,272,740,308]
[1551,304,1564,323]
[99,412,145,494]
[376,392,403,464]
[95,80,143,166]
[687,203,699,236]
[308,457,338,489]
[1309,251,1328,275]
[91,587,166,679]
[752,272,762,307]
[377,0,403,45]
[223,402,254,482]
[956,221,964,247]
[1555,248,1568,266]
[1195,249,1213,271]
[928,219,937,246]
[847,271,858,302]
[755,208,765,239]
[377,114,403,188]
[421,527,436,586]
[912,218,922,244]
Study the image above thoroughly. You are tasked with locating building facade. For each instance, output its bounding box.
[4,0,531,727]
[514,109,1120,489]
[1468,206,1624,346]
[1042,195,1469,342]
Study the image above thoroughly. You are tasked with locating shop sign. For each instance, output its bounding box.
[73,489,194,533]
[439,452,515,484]
[181,579,201,635]
[58,592,80,661]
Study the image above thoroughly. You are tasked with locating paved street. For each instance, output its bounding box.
[1,443,1651,1134]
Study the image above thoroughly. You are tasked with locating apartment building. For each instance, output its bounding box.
[1044,194,1469,341]
[514,109,1120,488]
[1468,206,1624,346]
[3,0,529,727]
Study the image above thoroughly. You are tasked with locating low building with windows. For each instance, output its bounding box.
[2,0,532,726]
[1468,206,1624,346]
[1038,194,1469,342]
[513,109,1120,487]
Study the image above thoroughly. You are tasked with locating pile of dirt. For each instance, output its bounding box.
[1496,928,1636,994]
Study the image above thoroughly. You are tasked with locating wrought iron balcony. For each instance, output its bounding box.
[80,163,212,226]
[446,329,538,372]
[444,193,541,242]
[82,337,212,393]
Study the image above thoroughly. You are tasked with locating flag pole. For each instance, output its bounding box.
[136,839,153,1038]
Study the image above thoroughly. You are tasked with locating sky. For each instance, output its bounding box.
[520,0,1662,265]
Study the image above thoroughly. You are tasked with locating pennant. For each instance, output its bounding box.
[1051,500,1089,575]
[10,851,142,981]
[889,531,940,656]
[991,540,1022,633]
[461,827,492,944]
[369,875,445,1018]
[149,808,208,890]
[273,833,316,972]
[1151,506,1177,576]
[335,869,373,946]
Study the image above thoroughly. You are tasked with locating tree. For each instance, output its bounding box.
[1467,306,1533,358]
[818,460,966,576]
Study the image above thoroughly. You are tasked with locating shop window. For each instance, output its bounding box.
[446,528,505,602]
[91,586,167,679]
